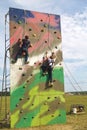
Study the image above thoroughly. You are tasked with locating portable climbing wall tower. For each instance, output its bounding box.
[9,7,66,128]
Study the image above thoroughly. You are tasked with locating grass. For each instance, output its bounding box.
[0,96,10,120]
[65,95,87,130]
[0,94,87,130]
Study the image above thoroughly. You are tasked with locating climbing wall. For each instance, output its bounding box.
[9,7,66,128]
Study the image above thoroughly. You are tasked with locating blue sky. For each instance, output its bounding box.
[0,0,87,92]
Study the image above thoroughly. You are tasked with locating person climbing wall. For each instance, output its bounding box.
[40,52,48,76]
[12,38,23,63]
[47,55,55,86]
[22,35,32,64]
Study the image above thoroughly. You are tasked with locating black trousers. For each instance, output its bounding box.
[47,67,53,82]
[23,50,29,62]
[15,48,22,61]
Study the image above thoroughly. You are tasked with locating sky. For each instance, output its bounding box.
[0,0,87,92]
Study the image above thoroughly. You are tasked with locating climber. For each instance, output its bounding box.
[22,35,32,64]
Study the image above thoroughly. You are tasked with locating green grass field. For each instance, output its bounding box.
[0,94,87,130]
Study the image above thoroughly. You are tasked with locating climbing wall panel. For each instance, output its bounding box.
[9,7,66,128]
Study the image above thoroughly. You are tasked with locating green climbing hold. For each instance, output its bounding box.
[44,24,47,27]
[24,117,27,120]
[18,20,22,24]
[23,85,26,88]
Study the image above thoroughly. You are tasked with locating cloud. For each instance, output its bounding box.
[9,0,87,15]
[61,9,87,66]
[61,9,87,91]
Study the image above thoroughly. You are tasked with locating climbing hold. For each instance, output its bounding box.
[32,34,36,37]
[48,109,50,111]
[22,73,25,76]
[24,117,27,120]
[59,63,61,65]
[30,74,33,76]
[18,20,22,24]
[20,110,23,113]
[40,19,43,22]
[41,29,44,32]
[39,62,42,65]
[29,28,32,31]
[27,97,30,100]
[55,46,57,49]
[19,67,22,70]
[19,97,24,101]
[57,36,61,39]
[44,24,47,28]
[14,15,17,18]
[13,26,16,29]
[53,79,56,82]
[44,102,47,105]
[45,40,47,43]
[54,31,57,34]
[47,97,50,99]
[26,79,29,82]
[51,114,54,117]
[16,104,19,107]
[58,102,61,104]
[59,114,61,116]
[23,85,26,88]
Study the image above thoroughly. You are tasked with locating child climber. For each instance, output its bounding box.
[41,52,56,86]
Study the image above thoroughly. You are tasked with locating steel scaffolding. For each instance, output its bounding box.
[0,12,10,128]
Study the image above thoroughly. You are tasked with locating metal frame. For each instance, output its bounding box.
[0,11,10,127]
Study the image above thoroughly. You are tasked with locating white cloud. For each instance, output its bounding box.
[9,0,62,14]
[61,9,87,91]
[61,10,87,66]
